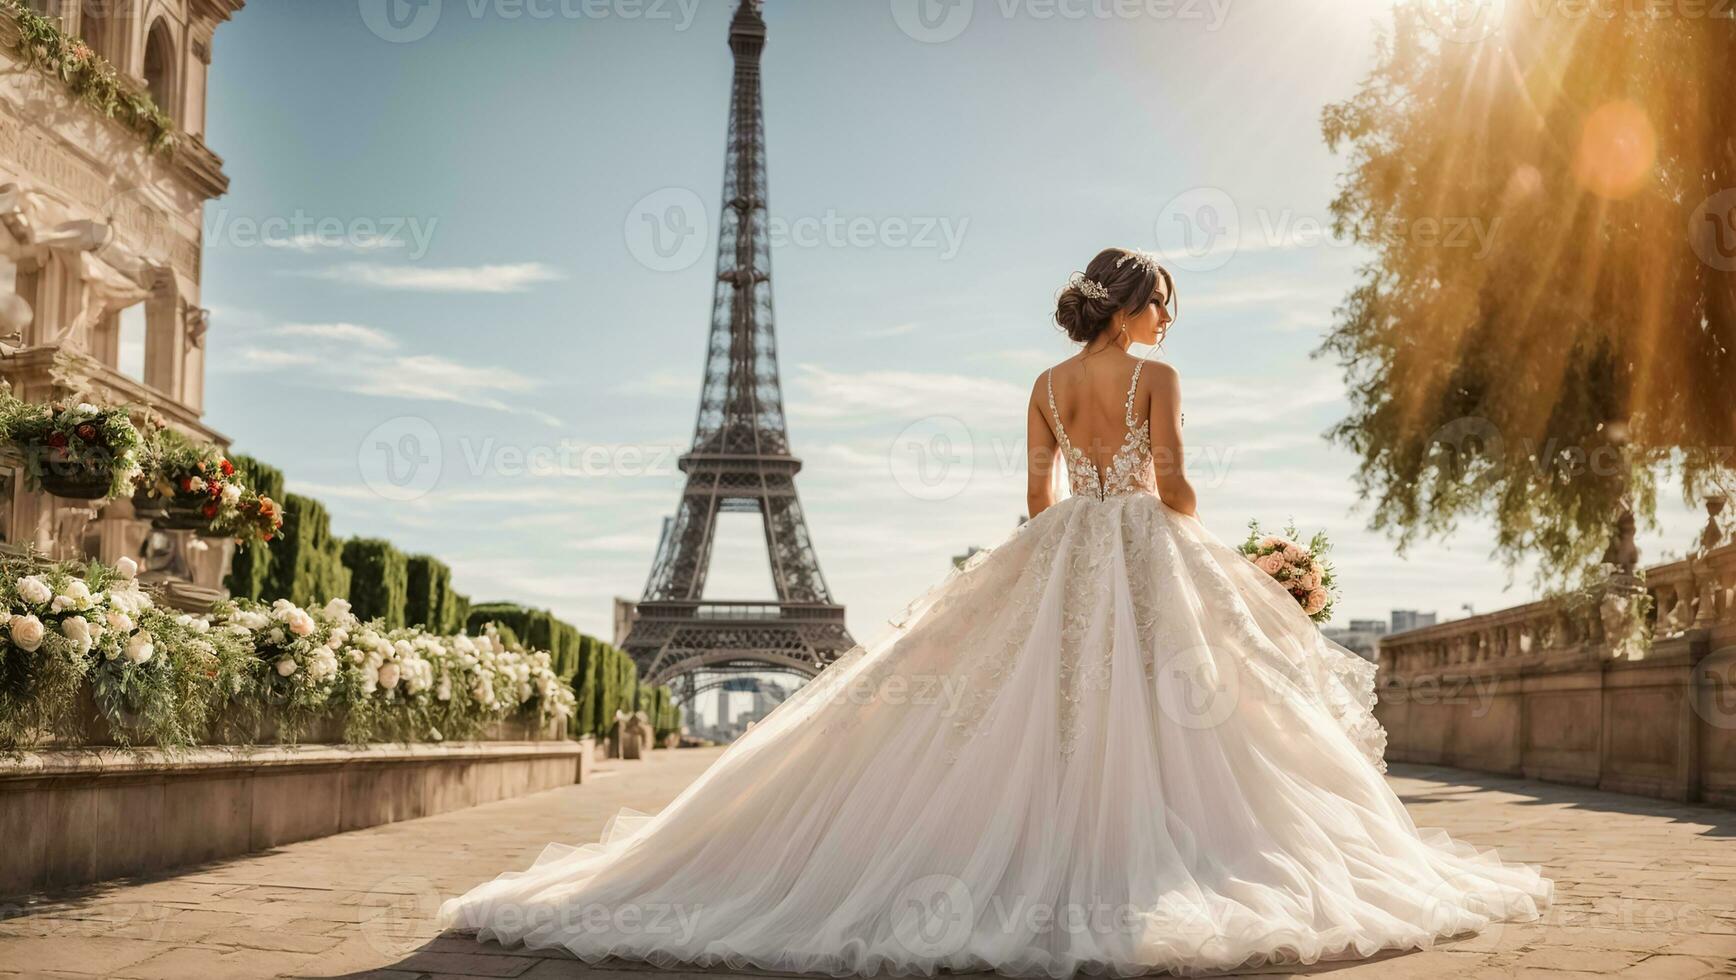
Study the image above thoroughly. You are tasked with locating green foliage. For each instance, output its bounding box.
[572,635,599,736]
[644,685,682,740]
[3,0,177,151]
[223,454,286,601]
[1318,8,1735,578]
[341,538,408,629]
[405,555,463,632]
[0,395,143,499]
[266,494,350,608]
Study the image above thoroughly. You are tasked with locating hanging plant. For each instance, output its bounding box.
[2,0,176,152]
[0,395,144,500]
[134,429,282,545]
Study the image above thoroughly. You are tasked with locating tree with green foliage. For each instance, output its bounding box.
[264,494,350,607]
[222,454,286,601]
[341,539,408,627]
[405,555,464,632]
[1319,8,1735,577]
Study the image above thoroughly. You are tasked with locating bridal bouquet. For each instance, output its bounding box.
[1239,521,1337,623]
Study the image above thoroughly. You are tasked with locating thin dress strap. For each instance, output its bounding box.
[1045,369,1072,451]
[1123,359,1146,432]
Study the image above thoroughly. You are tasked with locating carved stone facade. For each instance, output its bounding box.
[0,0,244,602]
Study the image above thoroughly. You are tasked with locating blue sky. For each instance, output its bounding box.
[198,0,1703,646]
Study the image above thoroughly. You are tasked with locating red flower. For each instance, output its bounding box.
[46,432,68,448]
[219,458,235,476]
[75,423,99,443]
[201,501,219,518]
[207,480,224,498]
[179,476,195,494]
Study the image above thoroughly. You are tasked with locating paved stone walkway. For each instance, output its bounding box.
[2,748,1734,979]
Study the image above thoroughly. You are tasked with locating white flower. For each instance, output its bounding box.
[275,657,298,677]
[436,675,452,702]
[221,483,242,505]
[60,579,92,606]
[323,598,352,619]
[286,610,316,637]
[60,615,92,655]
[16,576,52,605]
[9,614,45,652]
[114,557,138,581]
[125,631,154,664]
[187,476,207,494]
[266,628,286,645]
[106,610,133,633]
[75,402,98,414]
[378,662,401,690]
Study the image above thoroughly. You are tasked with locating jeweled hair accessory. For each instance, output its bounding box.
[1068,272,1111,302]
[1115,249,1161,271]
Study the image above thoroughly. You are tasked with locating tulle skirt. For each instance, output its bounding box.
[440,493,1551,977]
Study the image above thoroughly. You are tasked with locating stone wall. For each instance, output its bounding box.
[0,736,595,896]
[1377,539,1736,808]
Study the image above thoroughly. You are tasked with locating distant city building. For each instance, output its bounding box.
[1391,609,1439,634]
[1348,619,1389,635]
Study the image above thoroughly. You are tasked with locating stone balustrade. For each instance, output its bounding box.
[1377,536,1736,807]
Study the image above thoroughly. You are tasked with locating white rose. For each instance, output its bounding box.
[221,483,242,505]
[9,614,45,652]
[187,476,206,494]
[61,580,92,605]
[16,576,52,605]
[378,662,401,690]
[287,610,315,637]
[106,610,133,633]
[60,615,92,655]
[275,657,298,677]
[436,676,452,702]
[324,598,352,619]
[114,557,138,581]
[52,596,74,613]
[125,631,154,665]
[76,402,98,414]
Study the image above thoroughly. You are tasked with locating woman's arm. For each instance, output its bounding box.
[1146,361,1198,517]
[1026,376,1060,519]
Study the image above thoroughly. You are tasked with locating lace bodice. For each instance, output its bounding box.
[1046,360,1159,501]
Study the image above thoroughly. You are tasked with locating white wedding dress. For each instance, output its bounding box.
[441,361,1552,977]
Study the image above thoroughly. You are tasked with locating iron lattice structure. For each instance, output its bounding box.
[624,0,853,689]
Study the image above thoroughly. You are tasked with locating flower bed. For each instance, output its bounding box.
[0,552,575,753]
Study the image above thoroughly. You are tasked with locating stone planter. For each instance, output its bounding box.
[152,498,212,532]
[130,488,168,520]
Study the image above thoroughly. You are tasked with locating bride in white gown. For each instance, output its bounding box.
[440,247,1552,977]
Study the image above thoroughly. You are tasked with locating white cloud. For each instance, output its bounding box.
[276,322,399,349]
[295,262,565,294]
[235,348,321,369]
[788,365,1027,424]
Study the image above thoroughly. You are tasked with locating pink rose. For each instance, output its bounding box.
[1304,588,1328,616]
[1283,543,1307,563]
[1299,569,1322,591]
[1255,553,1285,576]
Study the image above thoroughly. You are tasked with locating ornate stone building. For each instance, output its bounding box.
[0,0,244,601]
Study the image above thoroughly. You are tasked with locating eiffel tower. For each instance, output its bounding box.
[624,0,853,692]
